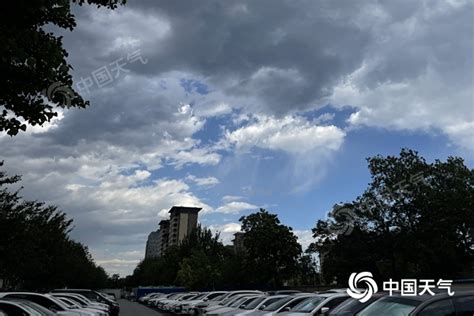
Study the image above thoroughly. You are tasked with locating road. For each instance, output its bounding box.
[119,299,166,316]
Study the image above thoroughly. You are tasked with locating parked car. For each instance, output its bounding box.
[49,293,109,315]
[162,293,201,312]
[197,291,263,315]
[2,298,57,316]
[201,294,258,315]
[207,295,264,316]
[0,293,96,315]
[246,294,319,316]
[177,291,228,315]
[225,295,288,316]
[278,293,349,316]
[358,291,474,316]
[51,290,118,316]
[267,291,301,296]
[55,297,107,316]
[156,293,192,309]
[0,299,44,316]
[139,292,164,304]
[328,293,386,316]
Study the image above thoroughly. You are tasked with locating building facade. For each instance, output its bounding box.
[232,232,246,253]
[145,206,201,259]
[145,231,160,259]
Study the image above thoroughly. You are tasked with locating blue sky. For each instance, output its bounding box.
[0,0,472,276]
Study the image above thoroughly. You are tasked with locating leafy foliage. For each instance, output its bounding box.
[129,210,312,290]
[310,149,474,284]
[240,209,302,288]
[0,0,125,135]
[0,162,108,290]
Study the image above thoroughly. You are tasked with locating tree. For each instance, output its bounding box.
[310,149,474,284]
[0,162,108,289]
[239,209,302,288]
[176,249,218,290]
[0,0,125,135]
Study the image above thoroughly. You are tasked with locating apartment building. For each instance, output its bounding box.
[145,206,201,259]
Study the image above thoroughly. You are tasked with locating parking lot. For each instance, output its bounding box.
[119,299,165,316]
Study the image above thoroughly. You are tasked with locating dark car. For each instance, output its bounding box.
[52,289,119,316]
[357,291,474,316]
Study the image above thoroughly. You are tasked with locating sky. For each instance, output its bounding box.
[0,0,473,276]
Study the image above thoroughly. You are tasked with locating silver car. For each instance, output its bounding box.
[246,294,317,316]
[208,296,264,316]
[223,295,288,316]
[278,293,349,316]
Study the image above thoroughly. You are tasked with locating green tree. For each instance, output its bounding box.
[0,162,108,290]
[0,0,125,135]
[176,249,218,290]
[240,209,302,288]
[310,149,474,284]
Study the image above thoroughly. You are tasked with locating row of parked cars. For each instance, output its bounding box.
[0,289,120,316]
[138,289,474,315]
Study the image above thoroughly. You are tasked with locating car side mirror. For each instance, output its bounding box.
[203,298,208,301]
[241,304,247,308]
[317,307,330,315]
[282,306,291,312]
[259,305,266,310]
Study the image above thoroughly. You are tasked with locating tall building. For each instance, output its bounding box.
[232,232,246,253]
[145,206,201,259]
[145,231,160,259]
[156,219,170,255]
[168,206,201,246]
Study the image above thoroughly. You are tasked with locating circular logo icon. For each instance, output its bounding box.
[347,272,378,303]
[328,205,356,236]
[44,82,74,107]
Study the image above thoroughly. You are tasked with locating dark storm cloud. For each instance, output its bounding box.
[1,0,471,275]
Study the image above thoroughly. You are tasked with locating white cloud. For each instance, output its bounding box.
[294,230,314,251]
[186,175,220,187]
[225,115,346,154]
[214,201,259,214]
[207,222,242,245]
[221,195,244,202]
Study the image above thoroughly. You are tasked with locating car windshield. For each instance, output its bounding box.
[242,297,266,310]
[18,301,56,316]
[291,297,325,313]
[64,296,87,307]
[358,297,420,316]
[214,294,227,301]
[231,296,256,307]
[46,295,69,310]
[222,296,241,305]
[263,296,293,311]
[13,302,43,316]
[192,293,206,300]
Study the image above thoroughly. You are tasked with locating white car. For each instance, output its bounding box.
[0,292,96,315]
[177,291,228,315]
[245,294,317,316]
[156,293,191,309]
[277,293,349,316]
[50,293,109,315]
[56,297,108,316]
[207,296,263,316]
[197,291,263,315]
[164,293,202,312]
[224,295,288,316]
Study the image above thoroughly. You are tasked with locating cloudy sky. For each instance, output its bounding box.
[1,0,473,276]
